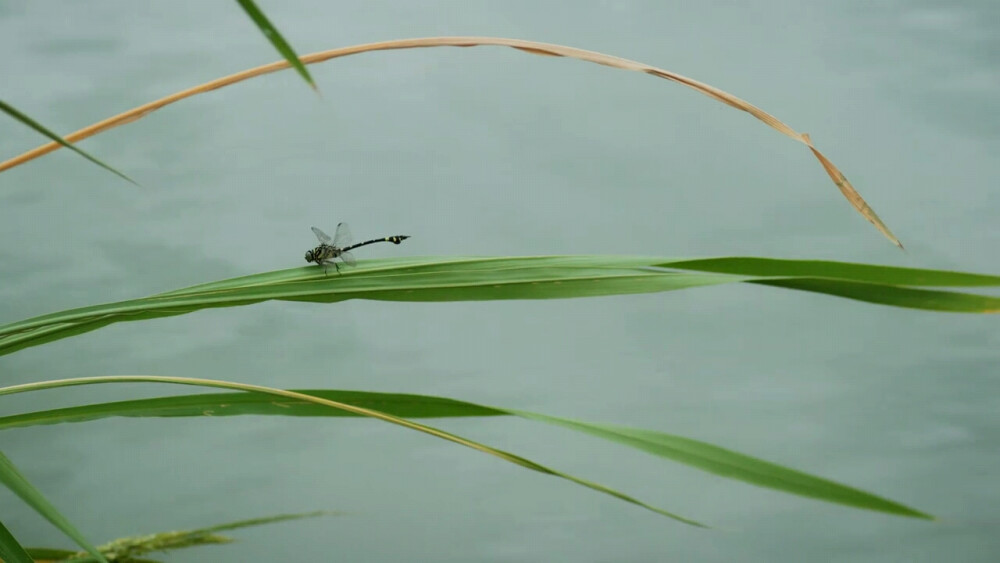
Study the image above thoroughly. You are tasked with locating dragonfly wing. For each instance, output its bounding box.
[332,222,353,248]
[311,226,332,244]
[339,250,357,267]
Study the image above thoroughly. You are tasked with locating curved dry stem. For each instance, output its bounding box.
[0,36,900,248]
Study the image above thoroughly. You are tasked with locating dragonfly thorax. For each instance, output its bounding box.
[305,244,339,264]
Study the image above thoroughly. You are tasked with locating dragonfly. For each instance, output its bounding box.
[305,223,410,274]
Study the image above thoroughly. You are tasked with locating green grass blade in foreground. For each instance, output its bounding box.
[0,388,931,519]
[0,390,506,429]
[665,257,1000,287]
[0,520,34,563]
[0,452,109,563]
[750,278,1000,313]
[235,0,317,91]
[3,255,999,358]
[0,256,744,357]
[509,410,930,519]
[0,376,703,527]
[0,99,136,185]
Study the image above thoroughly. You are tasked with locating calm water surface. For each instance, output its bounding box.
[1,1,999,561]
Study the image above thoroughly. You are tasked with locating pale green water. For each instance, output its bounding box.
[2,1,999,561]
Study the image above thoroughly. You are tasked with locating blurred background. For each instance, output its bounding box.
[1,1,998,560]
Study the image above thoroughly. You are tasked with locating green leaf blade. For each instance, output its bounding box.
[0,376,703,527]
[0,386,932,520]
[0,256,746,357]
[0,99,136,185]
[1,255,997,358]
[752,278,1000,313]
[666,257,1000,287]
[0,451,109,563]
[510,410,932,519]
[0,390,506,430]
[235,0,317,91]
[0,520,35,563]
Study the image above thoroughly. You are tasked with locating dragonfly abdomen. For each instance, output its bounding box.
[342,235,411,252]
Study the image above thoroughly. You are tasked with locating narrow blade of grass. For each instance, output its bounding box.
[0,390,506,429]
[0,520,34,563]
[0,256,745,357]
[0,99,136,185]
[750,278,1000,313]
[1,256,998,358]
[235,0,317,91]
[666,257,1000,287]
[0,387,931,519]
[0,451,109,563]
[0,376,703,527]
[509,410,931,519]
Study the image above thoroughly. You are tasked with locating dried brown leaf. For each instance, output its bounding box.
[0,36,900,247]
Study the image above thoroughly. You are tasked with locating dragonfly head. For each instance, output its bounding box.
[304,249,315,262]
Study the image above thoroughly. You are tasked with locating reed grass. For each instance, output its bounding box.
[1,6,987,559]
[2,256,997,358]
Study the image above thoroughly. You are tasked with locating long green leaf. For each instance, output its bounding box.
[508,410,930,519]
[235,0,317,91]
[668,257,1000,287]
[0,376,703,527]
[0,387,931,519]
[0,520,34,563]
[0,390,506,429]
[1,256,997,358]
[750,278,1000,313]
[0,256,744,357]
[0,99,136,185]
[0,452,109,563]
